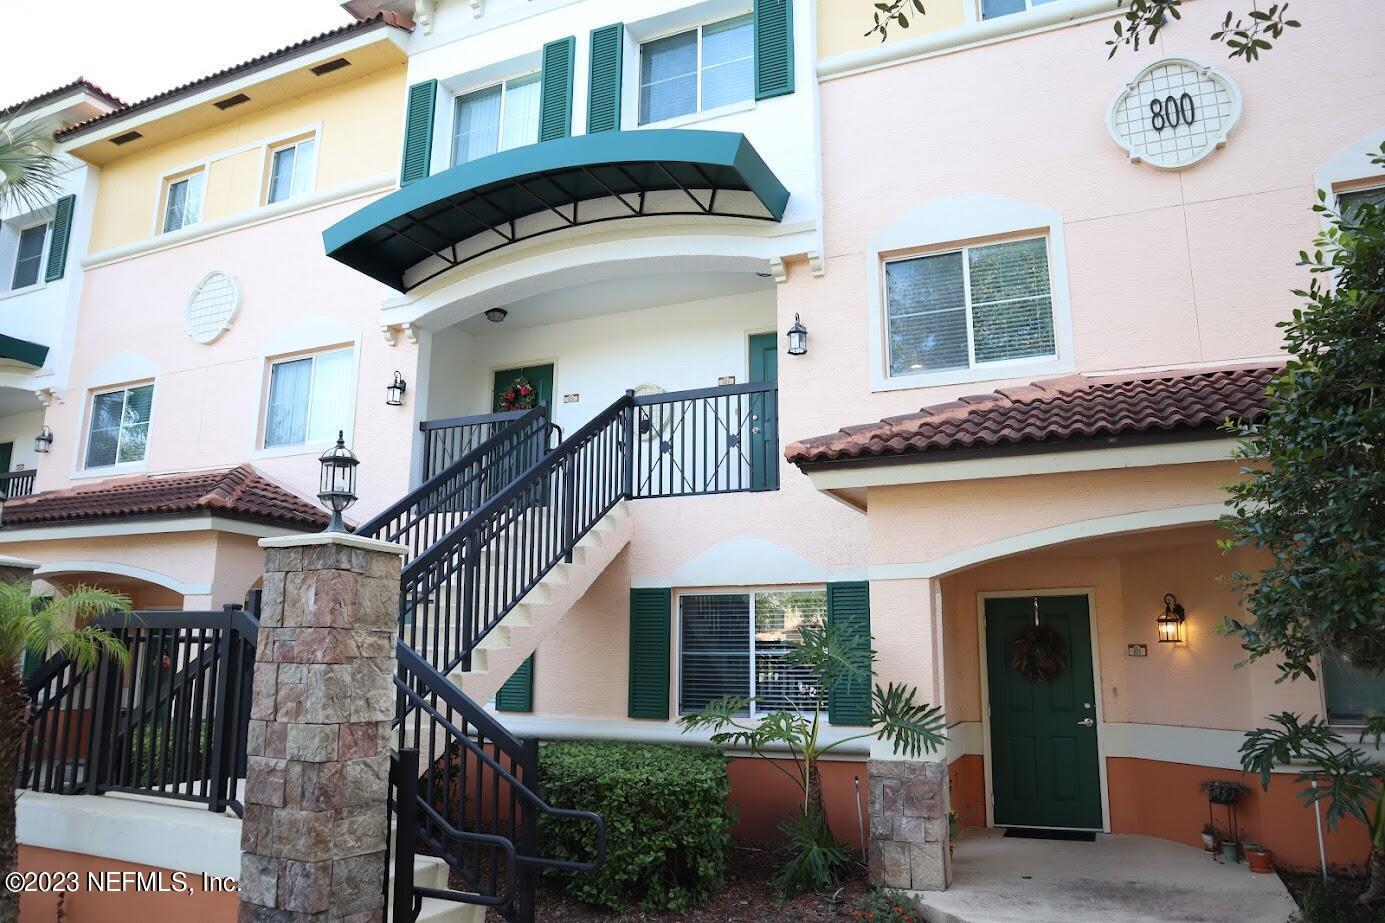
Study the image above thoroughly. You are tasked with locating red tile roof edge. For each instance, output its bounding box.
[54,12,413,141]
[1,78,126,120]
[1,464,330,531]
[785,363,1282,467]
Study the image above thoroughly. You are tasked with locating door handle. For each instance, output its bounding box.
[1077,718,1094,727]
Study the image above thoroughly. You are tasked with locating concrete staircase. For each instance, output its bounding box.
[451,499,631,703]
[390,851,486,923]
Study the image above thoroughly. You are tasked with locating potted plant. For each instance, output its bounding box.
[1199,779,1250,805]
[1243,842,1273,873]
[1219,839,1240,863]
[1200,824,1219,851]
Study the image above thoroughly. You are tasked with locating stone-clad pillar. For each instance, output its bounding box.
[868,758,950,891]
[239,533,405,922]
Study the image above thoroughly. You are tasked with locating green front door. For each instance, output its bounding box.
[0,442,12,473]
[492,364,555,499]
[747,333,777,490]
[984,594,1103,830]
[492,364,555,413]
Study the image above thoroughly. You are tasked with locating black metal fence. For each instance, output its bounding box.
[633,382,779,497]
[0,470,36,499]
[19,606,258,816]
[420,410,530,483]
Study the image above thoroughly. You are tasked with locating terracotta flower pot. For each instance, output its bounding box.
[1245,847,1273,873]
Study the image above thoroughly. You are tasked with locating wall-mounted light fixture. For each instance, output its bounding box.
[33,426,53,454]
[485,307,508,323]
[787,313,808,356]
[1158,593,1186,643]
[318,431,359,533]
[386,371,407,406]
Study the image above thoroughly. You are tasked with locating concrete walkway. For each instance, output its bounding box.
[913,829,1298,923]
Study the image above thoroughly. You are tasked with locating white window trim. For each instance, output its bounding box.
[866,195,1075,392]
[1314,129,1385,229]
[428,54,543,176]
[250,338,361,460]
[72,379,157,478]
[977,0,1054,22]
[158,168,208,235]
[637,11,755,128]
[447,73,542,169]
[263,134,320,206]
[673,584,830,722]
[5,219,52,297]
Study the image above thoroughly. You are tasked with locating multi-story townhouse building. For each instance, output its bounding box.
[3,0,1382,916]
[0,81,122,504]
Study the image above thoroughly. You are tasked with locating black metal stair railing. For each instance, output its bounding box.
[420,410,530,483]
[390,643,605,923]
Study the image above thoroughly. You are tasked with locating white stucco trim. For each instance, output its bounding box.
[864,196,1075,393]
[818,0,1122,81]
[0,513,305,544]
[490,712,871,757]
[259,531,407,556]
[32,561,211,596]
[1314,129,1385,199]
[81,174,395,271]
[808,439,1239,494]
[629,536,865,588]
[869,503,1228,581]
[17,790,241,879]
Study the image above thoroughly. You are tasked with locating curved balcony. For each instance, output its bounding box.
[322,130,790,293]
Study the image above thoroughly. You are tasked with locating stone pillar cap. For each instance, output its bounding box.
[0,554,41,570]
[258,531,407,557]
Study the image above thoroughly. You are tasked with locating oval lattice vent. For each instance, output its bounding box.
[185,271,240,344]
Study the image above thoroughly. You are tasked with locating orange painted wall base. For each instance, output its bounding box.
[18,846,238,923]
[727,757,870,849]
[948,754,986,830]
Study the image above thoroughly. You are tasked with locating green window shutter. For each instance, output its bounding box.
[400,79,437,186]
[827,581,872,726]
[628,588,671,719]
[753,0,795,101]
[43,194,75,282]
[495,654,534,712]
[539,36,576,142]
[586,24,624,134]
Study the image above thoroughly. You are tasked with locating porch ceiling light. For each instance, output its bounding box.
[1158,593,1186,643]
[318,431,359,533]
[787,313,808,357]
[33,426,53,454]
[386,371,407,407]
[485,308,508,324]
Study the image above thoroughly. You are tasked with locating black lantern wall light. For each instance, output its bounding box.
[386,371,407,406]
[1158,593,1186,644]
[786,313,808,356]
[33,426,53,454]
[318,431,359,533]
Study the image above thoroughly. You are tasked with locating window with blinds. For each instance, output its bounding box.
[638,14,753,125]
[885,236,1056,377]
[451,74,542,167]
[679,589,826,717]
[264,348,355,448]
[85,383,154,469]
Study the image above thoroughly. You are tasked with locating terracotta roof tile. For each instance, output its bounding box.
[54,13,412,141]
[1,465,329,531]
[1,78,125,119]
[785,364,1280,467]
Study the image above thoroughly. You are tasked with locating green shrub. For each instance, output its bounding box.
[538,741,731,911]
[776,809,851,897]
[133,720,208,788]
[851,888,925,923]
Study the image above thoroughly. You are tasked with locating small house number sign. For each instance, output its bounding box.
[1107,58,1241,170]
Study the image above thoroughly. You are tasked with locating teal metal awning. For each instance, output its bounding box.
[323,130,790,292]
[0,334,48,368]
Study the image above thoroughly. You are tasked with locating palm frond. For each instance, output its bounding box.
[0,581,132,675]
[872,682,946,759]
[0,116,63,214]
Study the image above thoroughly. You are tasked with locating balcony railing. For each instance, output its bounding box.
[633,382,779,497]
[0,470,36,499]
[420,410,532,482]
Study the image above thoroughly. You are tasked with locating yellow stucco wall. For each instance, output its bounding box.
[818,0,967,60]
[88,64,405,252]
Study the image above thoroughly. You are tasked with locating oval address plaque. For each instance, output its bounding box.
[1107,58,1241,171]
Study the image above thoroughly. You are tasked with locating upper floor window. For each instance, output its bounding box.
[85,383,154,469]
[9,222,49,290]
[264,348,354,448]
[885,236,1056,377]
[451,75,541,167]
[1339,185,1385,217]
[162,171,206,233]
[639,14,754,125]
[981,0,1063,20]
[679,589,825,717]
[267,137,318,204]
[1323,656,1385,725]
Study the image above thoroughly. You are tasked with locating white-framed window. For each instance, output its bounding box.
[885,235,1056,377]
[266,136,318,204]
[980,0,1063,20]
[638,14,754,125]
[678,588,826,717]
[1323,655,1385,726]
[262,348,355,449]
[9,221,49,290]
[162,170,206,233]
[1338,185,1385,216]
[451,74,542,167]
[84,383,154,469]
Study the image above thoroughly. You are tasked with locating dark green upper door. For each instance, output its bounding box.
[0,443,11,473]
[985,594,1102,830]
[748,333,778,490]
[492,364,555,412]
